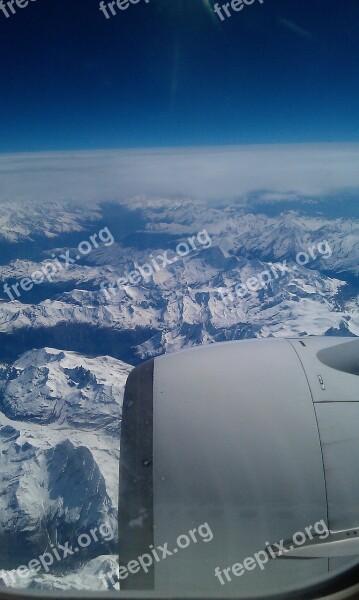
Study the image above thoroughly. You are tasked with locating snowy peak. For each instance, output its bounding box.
[0,348,132,573]
[0,428,116,570]
[0,348,132,432]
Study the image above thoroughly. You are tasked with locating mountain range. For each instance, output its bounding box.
[0,195,357,589]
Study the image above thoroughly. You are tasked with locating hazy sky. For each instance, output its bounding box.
[1,144,358,204]
[0,0,358,152]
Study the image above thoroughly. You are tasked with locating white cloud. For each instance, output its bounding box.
[0,143,358,204]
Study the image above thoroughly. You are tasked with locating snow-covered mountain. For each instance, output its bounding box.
[0,195,357,590]
[0,348,128,433]
[0,348,132,580]
[0,237,356,360]
[2,554,120,591]
[0,200,101,244]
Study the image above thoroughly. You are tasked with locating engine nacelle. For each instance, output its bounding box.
[119,337,359,596]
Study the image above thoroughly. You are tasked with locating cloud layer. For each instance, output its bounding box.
[0,143,358,205]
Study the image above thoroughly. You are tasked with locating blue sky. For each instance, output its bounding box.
[0,0,358,152]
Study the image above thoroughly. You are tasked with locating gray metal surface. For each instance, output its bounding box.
[287,338,359,403]
[315,402,359,533]
[152,338,328,594]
